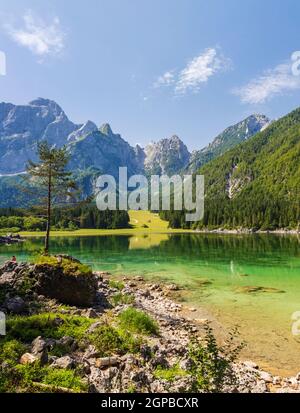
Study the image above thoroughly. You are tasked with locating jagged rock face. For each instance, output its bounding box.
[0,99,146,180]
[0,98,80,174]
[68,126,144,179]
[134,144,146,166]
[144,135,190,175]
[188,114,271,172]
[67,120,97,142]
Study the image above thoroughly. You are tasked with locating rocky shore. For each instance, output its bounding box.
[0,258,299,393]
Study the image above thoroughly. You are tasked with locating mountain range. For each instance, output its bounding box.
[0,97,298,229]
[0,98,270,180]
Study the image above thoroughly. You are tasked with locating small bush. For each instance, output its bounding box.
[110,293,134,306]
[118,307,159,335]
[90,324,141,356]
[188,325,244,392]
[108,280,125,291]
[0,339,27,364]
[49,342,73,358]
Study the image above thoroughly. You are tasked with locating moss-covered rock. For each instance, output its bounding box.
[0,257,98,307]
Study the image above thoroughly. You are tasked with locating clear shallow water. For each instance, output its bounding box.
[1,233,300,375]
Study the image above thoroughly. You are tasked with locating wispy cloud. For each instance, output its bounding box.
[154,70,175,88]
[4,10,65,59]
[233,62,300,104]
[176,48,230,94]
[154,48,231,95]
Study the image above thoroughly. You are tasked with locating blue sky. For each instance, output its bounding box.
[0,0,300,150]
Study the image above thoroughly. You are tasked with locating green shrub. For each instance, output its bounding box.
[118,307,159,335]
[188,325,244,392]
[90,324,141,356]
[39,367,87,392]
[14,363,87,392]
[153,364,187,382]
[0,339,27,364]
[108,280,125,291]
[126,384,137,393]
[110,293,134,306]
[0,368,13,392]
[49,342,73,358]
[6,313,93,343]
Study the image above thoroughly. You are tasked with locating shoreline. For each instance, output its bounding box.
[195,228,299,235]
[112,273,297,378]
[1,259,299,392]
[110,274,300,392]
[16,228,300,238]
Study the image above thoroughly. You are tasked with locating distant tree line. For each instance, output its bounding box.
[0,205,130,232]
[160,195,299,231]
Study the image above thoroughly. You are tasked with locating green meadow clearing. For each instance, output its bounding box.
[19,210,193,237]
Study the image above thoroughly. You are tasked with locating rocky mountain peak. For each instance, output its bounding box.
[28,98,64,117]
[67,120,97,142]
[99,123,113,136]
[144,135,190,175]
[187,113,271,173]
[238,114,271,136]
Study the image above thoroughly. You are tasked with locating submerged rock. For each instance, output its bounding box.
[235,286,285,294]
[194,278,213,287]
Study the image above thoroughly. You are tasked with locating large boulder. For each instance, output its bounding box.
[34,263,97,307]
[0,259,98,307]
[3,296,26,314]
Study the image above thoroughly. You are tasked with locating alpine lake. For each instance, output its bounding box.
[1,231,299,376]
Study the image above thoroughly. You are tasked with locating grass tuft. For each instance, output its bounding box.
[90,324,141,356]
[110,292,134,306]
[153,364,188,382]
[108,280,125,291]
[118,307,159,336]
[6,313,94,343]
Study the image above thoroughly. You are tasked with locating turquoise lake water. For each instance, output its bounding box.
[0,233,299,374]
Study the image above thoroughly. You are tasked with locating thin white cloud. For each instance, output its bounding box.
[154,71,175,88]
[154,48,231,95]
[4,10,65,58]
[233,62,300,104]
[175,48,230,94]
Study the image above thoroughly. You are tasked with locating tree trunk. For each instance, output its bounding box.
[44,169,51,254]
